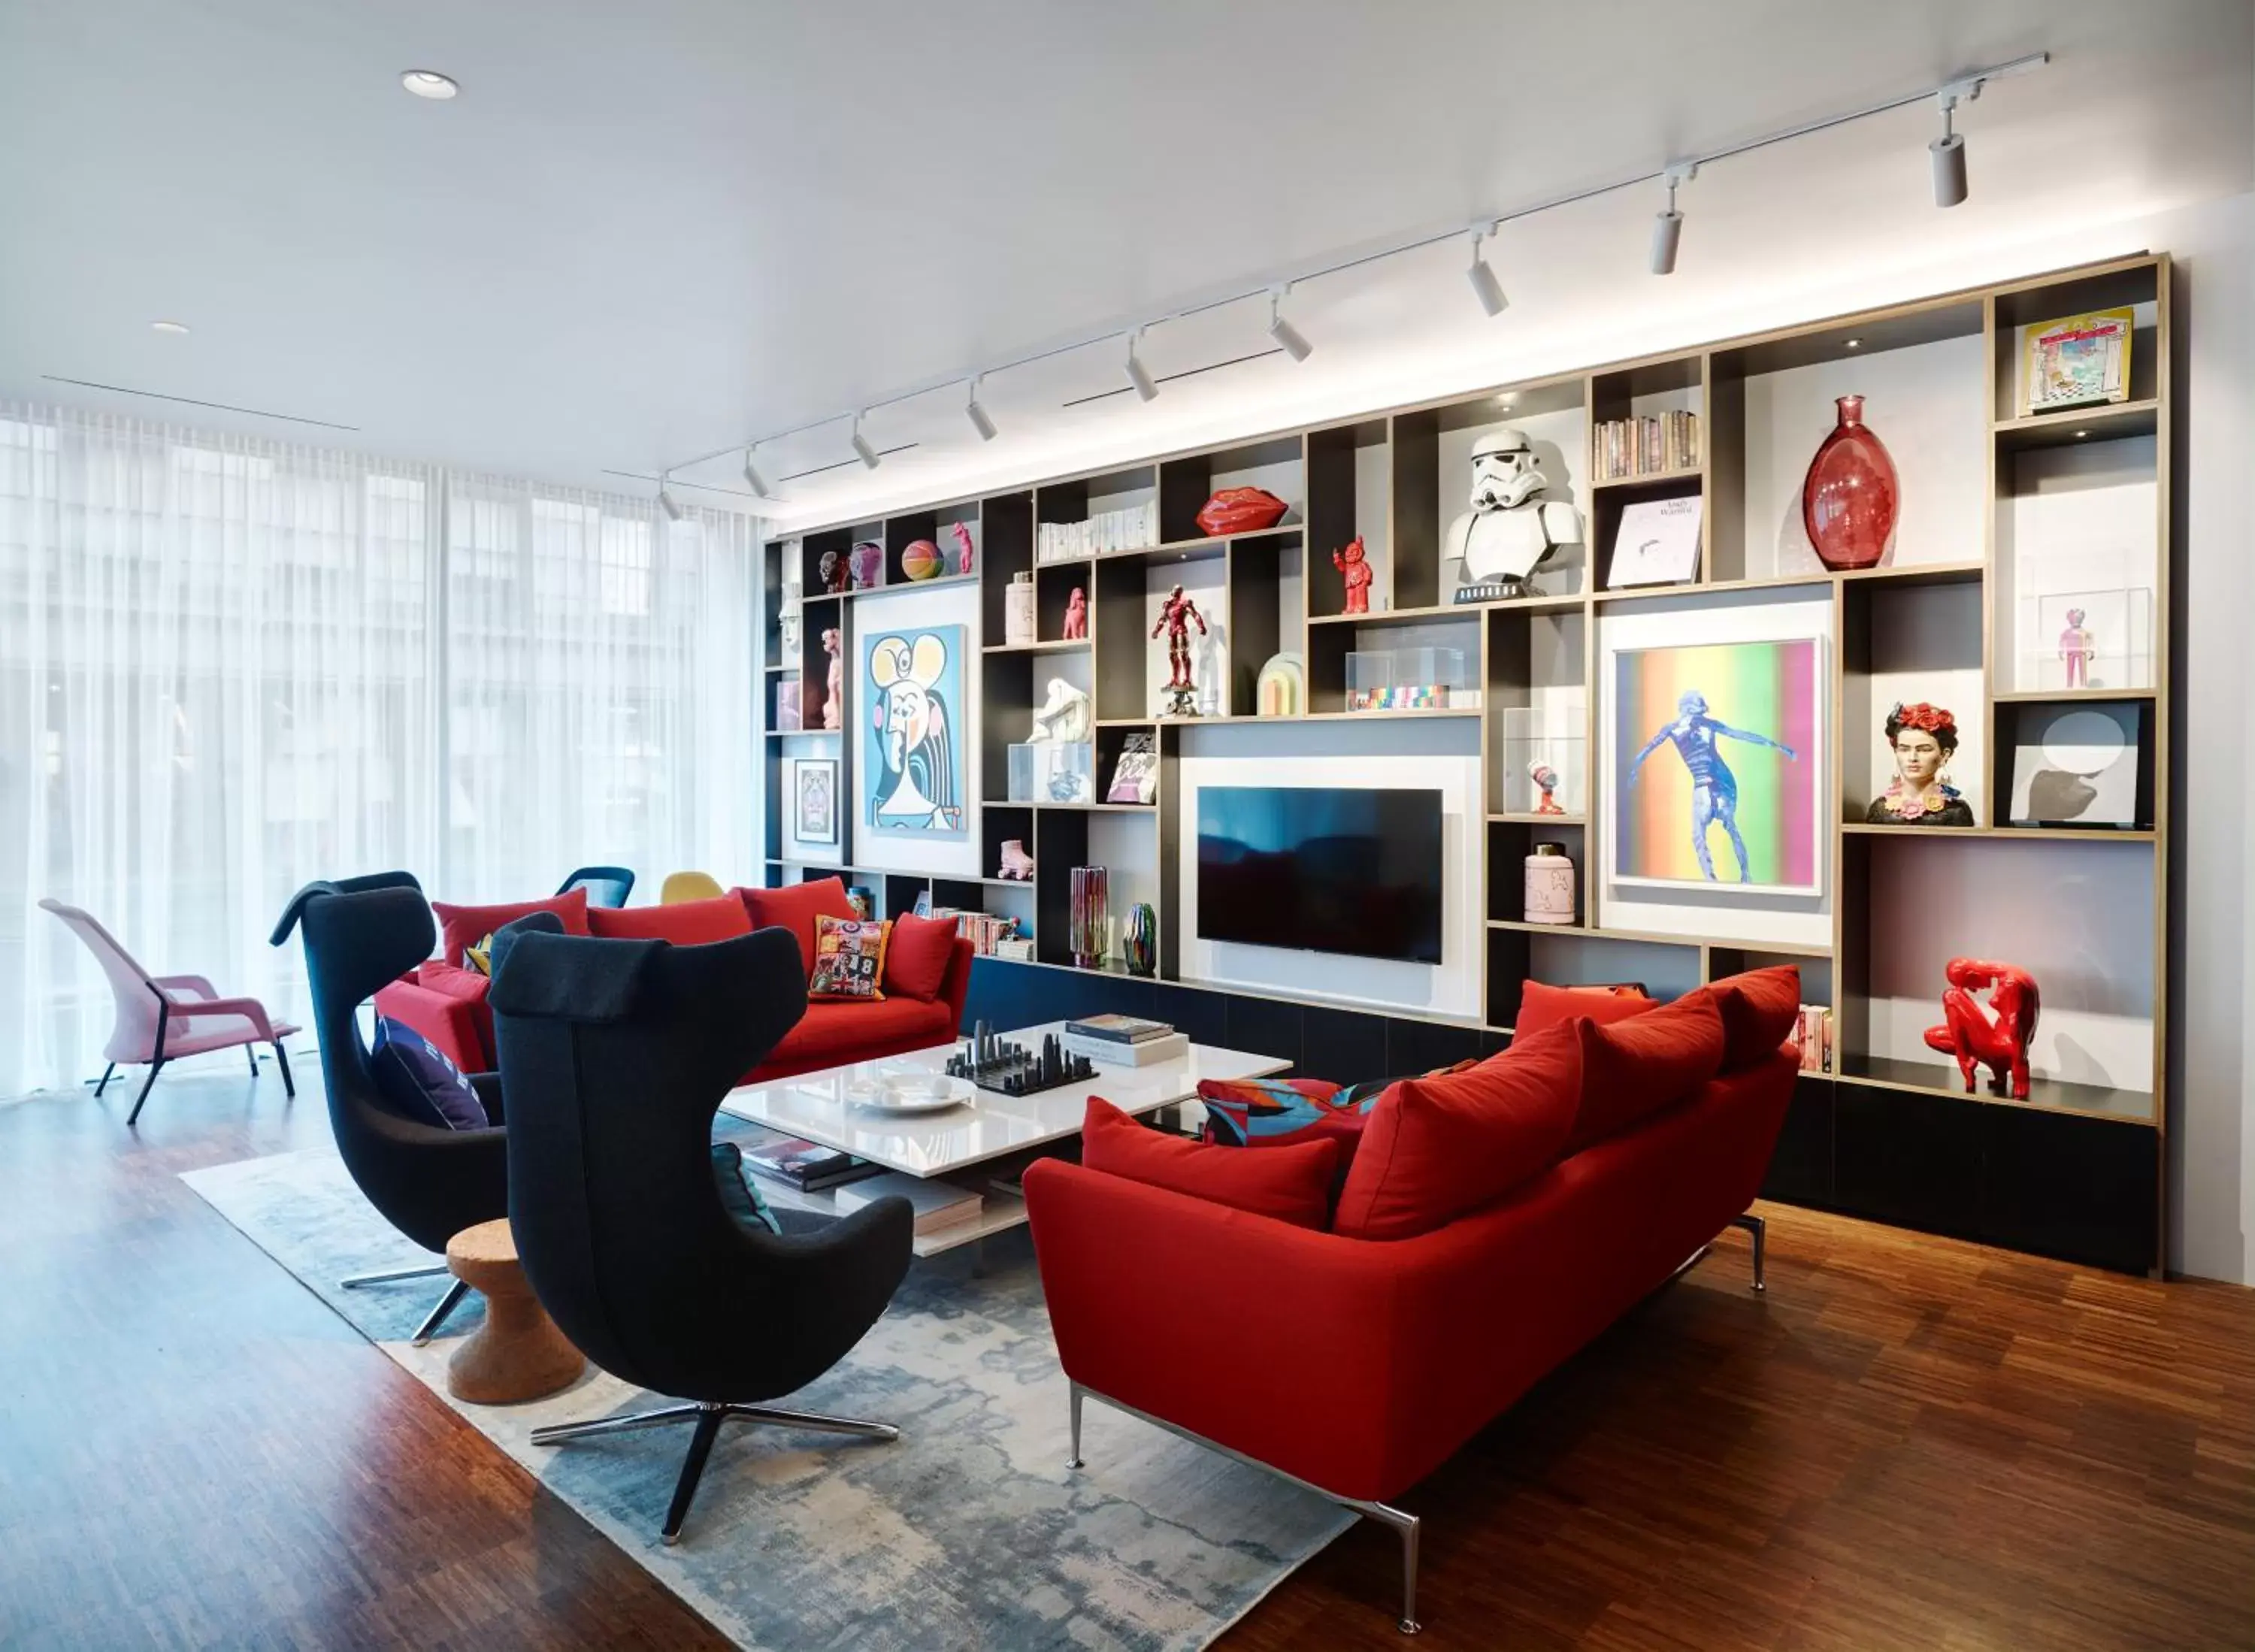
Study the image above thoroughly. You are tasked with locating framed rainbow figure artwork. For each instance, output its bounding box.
[1612,638,1824,894]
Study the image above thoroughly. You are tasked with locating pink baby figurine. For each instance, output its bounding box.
[2059,607,2093,688]
[949,521,976,576]
[1062,587,1088,640]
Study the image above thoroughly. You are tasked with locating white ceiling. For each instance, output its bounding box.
[1,0,2248,529]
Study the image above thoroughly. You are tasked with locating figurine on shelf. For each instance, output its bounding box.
[1152,583,1209,718]
[1924,958,2041,1100]
[1332,535,1372,614]
[1444,428,1581,604]
[2059,607,2094,688]
[819,548,849,595]
[1029,676,1092,743]
[779,577,803,658]
[849,539,883,591]
[1626,689,1799,882]
[949,520,976,576]
[1062,586,1088,640]
[1530,760,1566,815]
[820,627,843,731]
[997,839,1034,881]
[1867,701,1973,826]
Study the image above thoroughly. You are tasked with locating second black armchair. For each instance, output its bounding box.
[487,923,913,1545]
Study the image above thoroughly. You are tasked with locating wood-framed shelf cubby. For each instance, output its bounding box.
[755,251,2176,1275]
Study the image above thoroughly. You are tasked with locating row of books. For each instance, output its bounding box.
[1798,1005,1835,1075]
[931,906,1022,958]
[1036,501,1158,562]
[1593,412,1700,480]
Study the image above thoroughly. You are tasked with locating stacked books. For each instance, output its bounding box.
[1593,411,1700,480]
[742,1136,885,1194]
[835,1172,985,1236]
[928,907,1021,957]
[1037,501,1158,562]
[1062,1014,1189,1068]
[1797,1005,1835,1074]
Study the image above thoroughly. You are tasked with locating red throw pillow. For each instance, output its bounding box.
[1331,1021,1581,1242]
[411,960,491,1003]
[1081,1097,1339,1229]
[1567,989,1727,1154]
[1709,965,1802,1072]
[431,888,590,970]
[737,878,856,977]
[586,894,752,946]
[1514,978,1657,1039]
[882,912,957,1002]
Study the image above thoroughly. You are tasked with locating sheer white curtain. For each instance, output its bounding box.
[0,401,758,1097]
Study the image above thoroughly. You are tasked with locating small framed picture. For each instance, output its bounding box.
[793,757,839,844]
[1607,495,1703,588]
[2002,700,2148,828]
[2020,307,2133,416]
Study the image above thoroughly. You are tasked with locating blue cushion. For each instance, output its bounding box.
[710,1142,783,1236]
[369,1017,488,1130]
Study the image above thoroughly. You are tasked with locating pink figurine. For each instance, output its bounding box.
[949,521,976,576]
[1924,958,2040,1100]
[2059,607,2093,688]
[1150,583,1209,716]
[1530,761,1564,815]
[1062,586,1088,640]
[820,627,843,731]
[1332,535,1372,615]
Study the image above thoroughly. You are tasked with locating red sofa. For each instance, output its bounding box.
[1023,974,1799,1634]
[375,879,973,1081]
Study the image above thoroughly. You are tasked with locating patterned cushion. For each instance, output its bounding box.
[368,1016,487,1130]
[710,1142,783,1236]
[1197,1062,1479,1161]
[808,914,892,1001]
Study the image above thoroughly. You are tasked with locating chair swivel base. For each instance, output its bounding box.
[340,1263,474,1345]
[531,1399,900,1544]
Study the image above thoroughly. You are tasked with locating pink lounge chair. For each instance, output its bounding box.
[39,897,299,1126]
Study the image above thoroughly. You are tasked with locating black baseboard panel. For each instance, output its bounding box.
[1757,1078,2159,1275]
[967,962,2160,1275]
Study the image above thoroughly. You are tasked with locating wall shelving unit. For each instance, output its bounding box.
[758,252,2174,1274]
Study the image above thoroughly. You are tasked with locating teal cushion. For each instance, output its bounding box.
[710,1141,783,1236]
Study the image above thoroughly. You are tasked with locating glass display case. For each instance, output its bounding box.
[2017,586,2154,692]
[1345,644,1475,710]
[1499,697,1588,814]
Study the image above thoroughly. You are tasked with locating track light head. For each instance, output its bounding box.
[1650,164,1696,275]
[851,415,880,470]
[658,478,684,522]
[741,449,771,499]
[1124,330,1158,402]
[1466,225,1508,317]
[1267,286,1313,362]
[966,377,997,441]
[1929,80,1979,208]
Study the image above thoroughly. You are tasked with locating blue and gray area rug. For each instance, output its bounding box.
[183,1142,1350,1650]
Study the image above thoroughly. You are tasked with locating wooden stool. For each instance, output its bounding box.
[443,1218,585,1404]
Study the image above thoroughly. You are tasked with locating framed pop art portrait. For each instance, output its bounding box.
[861,625,967,839]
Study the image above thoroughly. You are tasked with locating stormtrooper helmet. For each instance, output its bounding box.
[1467,428,1546,512]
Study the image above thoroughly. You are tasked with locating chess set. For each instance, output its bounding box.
[945,1022,1094,1097]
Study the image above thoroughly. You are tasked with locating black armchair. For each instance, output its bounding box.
[555,864,634,908]
[270,870,509,1345]
[486,924,913,1545]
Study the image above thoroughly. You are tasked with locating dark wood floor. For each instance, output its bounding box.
[3,1062,2251,1650]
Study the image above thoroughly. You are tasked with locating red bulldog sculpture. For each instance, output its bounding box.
[1924,958,2040,1100]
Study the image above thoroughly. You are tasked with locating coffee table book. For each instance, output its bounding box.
[835,1172,985,1235]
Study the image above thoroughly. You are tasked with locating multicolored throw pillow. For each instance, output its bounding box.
[1197,1076,1367,1151]
[808,913,892,1000]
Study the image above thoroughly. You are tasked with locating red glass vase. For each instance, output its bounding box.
[1800,394,1898,570]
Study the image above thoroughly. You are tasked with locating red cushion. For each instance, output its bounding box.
[1081,1098,1339,1229]
[411,959,491,1004]
[1709,965,1802,1072]
[1514,978,1657,1039]
[882,912,957,1002]
[1566,988,1727,1154]
[431,888,589,969]
[586,894,752,946]
[752,996,955,1076]
[737,878,855,976]
[1331,1021,1581,1242]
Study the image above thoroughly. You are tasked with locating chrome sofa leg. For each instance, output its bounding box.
[1730,1212,1767,1292]
[1066,1381,1085,1470]
[1348,1498,1421,1635]
[410,1278,472,1345]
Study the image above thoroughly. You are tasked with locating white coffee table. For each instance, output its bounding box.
[718,1021,1288,1257]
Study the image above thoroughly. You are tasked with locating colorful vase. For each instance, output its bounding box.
[1800,395,1898,570]
[1123,903,1158,977]
[1068,867,1109,970]
[1524,843,1576,925]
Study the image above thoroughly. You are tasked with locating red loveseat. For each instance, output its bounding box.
[375,878,973,1081]
[1024,970,1801,1634]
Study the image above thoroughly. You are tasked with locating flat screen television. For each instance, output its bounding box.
[1196,786,1444,964]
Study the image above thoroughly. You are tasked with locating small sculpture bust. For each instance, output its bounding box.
[1867,701,1972,825]
[1029,676,1091,743]
[819,548,848,594]
[1444,428,1581,603]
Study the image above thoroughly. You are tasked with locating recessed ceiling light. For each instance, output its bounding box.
[401,70,459,100]
[2073,429,2090,438]
[1845,337,1863,349]
[150,319,189,334]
